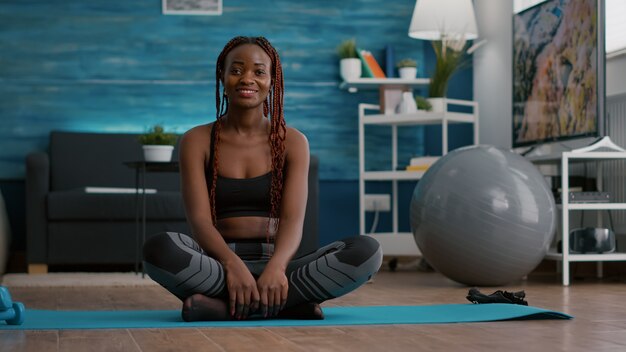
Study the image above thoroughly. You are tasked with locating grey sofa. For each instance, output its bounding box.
[26,131,319,273]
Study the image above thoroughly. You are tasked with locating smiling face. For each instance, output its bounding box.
[222,43,272,112]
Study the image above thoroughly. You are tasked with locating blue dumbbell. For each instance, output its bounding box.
[0,286,25,325]
[0,302,25,325]
[0,286,13,310]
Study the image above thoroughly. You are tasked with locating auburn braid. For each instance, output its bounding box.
[212,36,287,241]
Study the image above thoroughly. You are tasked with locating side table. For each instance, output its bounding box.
[124,161,180,276]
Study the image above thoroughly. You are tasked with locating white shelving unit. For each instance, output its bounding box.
[343,79,479,256]
[528,136,626,286]
[339,78,431,91]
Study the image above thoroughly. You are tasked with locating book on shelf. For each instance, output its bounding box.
[406,165,430,171]
[356,49,374,78]
[409,156,438,169]
[360,50,386,78]
[385,44,395,78]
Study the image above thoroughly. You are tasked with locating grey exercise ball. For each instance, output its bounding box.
[410,145,556,286]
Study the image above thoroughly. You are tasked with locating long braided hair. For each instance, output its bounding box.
[211,36,286,241]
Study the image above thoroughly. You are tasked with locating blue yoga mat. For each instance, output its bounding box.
[0,304,571,330]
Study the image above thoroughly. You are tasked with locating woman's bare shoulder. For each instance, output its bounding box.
[285,126,309,156]
[181,123,212,146]
[285,126,308,147]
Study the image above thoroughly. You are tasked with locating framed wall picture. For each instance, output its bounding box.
[162,0,223,16]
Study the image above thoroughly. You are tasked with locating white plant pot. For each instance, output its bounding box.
[428,98,446,113]
[340,58,362,81]
[398,67,417,79]
[142,145,174,162]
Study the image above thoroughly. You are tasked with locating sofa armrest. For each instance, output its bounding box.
[26,151,50,264]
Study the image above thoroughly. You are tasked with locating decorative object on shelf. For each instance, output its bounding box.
[407,0,481,101]
[396,58,418,79]
[410,145,555,286]
[337,39,361,81]
[139,125,178,162]
[414,95,432,111]
[395,91,418,114]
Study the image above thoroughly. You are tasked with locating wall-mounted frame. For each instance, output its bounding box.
[162,0,223,16]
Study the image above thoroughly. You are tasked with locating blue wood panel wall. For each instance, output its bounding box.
[0,0,427,180]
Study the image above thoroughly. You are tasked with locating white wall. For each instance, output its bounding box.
[607,54,626,97]
[473,0,514,149]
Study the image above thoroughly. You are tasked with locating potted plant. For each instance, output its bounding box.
[428,38,471,112]
[139,125,178,162]
[396,58,418,79]
[337,38,361,81]
[414,95,432,111]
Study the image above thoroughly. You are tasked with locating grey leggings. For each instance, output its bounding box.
[143,232,382,308]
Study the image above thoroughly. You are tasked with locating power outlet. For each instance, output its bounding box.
[364,194,391,212]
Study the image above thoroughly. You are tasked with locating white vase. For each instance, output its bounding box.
[398,67,417,79]
[395,92,418,114]
[142,145,174,162]
[340,58,362,81]
[427,97,446,113]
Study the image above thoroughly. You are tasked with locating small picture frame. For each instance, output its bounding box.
[162,0,223,16]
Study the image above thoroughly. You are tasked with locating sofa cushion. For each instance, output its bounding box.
[49,131,180,191]
[47,190,186,221]
[48,222,190,264]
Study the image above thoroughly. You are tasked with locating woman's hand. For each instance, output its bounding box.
[223,259,260,320]
[256,262,289,318]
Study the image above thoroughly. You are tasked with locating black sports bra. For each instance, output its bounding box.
[206,123,272,219]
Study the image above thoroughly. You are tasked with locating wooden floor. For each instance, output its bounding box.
[2,267,626,352]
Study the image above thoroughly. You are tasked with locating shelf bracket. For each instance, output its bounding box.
[571,136,626,153]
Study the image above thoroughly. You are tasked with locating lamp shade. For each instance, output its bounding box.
[408,0,479,40]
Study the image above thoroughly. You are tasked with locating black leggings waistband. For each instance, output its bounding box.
[227,241,274,261]
[224,237,275,244]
